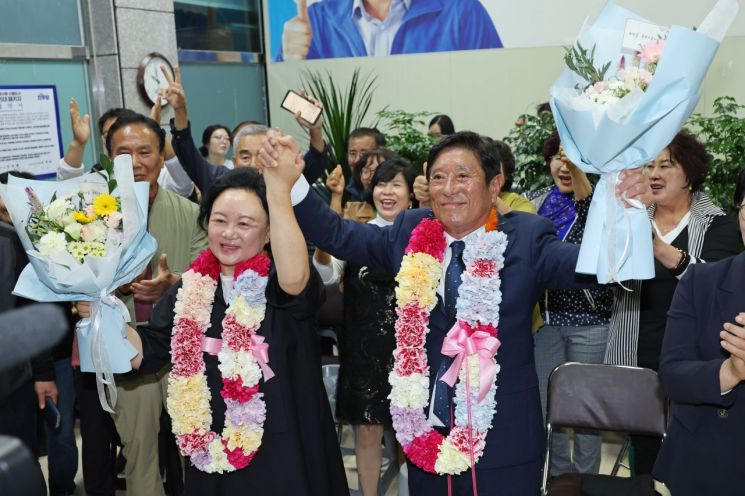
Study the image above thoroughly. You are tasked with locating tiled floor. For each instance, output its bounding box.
[41,427,669,495]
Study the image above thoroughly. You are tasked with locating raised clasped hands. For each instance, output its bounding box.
[259,129,305,192]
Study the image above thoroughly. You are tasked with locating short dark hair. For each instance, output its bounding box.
[542,129,561,168]
[200,124,232,157]
[232,120,263,137]
[0,170,35,184]
[536,102,552,115]
[666,130,709,192]
[98,108,137,135]
[426,131,501,185]
[198,168,268,230]
[364,156,417,205]
[492,140,516,191]
[348,127,386,147]
[105,113,166,156]
[352,147,396,190]
[428,114,455,135]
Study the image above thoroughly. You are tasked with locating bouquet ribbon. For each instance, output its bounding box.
[440,322,500,402]
[76,289,131,413]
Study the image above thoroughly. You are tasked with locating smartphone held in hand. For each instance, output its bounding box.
[281,90,322,125]
[43,396,61,431]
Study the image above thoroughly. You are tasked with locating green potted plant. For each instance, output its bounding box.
[377,110,436,174]
[503,110,556,195]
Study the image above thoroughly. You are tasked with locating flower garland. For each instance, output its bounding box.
[167,249,272,473]
[389,210,507,475]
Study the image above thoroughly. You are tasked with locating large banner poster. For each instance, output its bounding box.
[0,85,62,177]
[269,0,504,62]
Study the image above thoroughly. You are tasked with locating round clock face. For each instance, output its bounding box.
[138,53,174,107]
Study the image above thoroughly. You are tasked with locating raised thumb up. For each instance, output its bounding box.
[282,0,312,61]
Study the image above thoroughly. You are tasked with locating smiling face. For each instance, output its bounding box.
[644,148,690,208]
[207,188,270,276]
[372,171,410,222]
[428,147,500,239]
[549,146,575,194]
[208,128,230,157]
[109,123,164,187]
[233,134,266,170]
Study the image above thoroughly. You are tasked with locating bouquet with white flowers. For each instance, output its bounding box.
[0,155,157,412]
[549,0,739,283]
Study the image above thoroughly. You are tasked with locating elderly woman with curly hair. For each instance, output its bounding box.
[606,129,742,475]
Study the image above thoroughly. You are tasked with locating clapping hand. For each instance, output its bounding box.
[721,313,745,384]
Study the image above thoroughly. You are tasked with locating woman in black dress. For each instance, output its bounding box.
[79,166,348,495]
[313,157,416,496]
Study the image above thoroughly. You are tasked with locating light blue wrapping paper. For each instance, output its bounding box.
[1,155,157,411]
[549,0,730,283]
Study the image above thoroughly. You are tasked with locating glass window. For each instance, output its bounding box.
[0,0,83,45]
[174,0,262,53]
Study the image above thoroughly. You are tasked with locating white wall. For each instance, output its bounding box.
[264,0,745,143]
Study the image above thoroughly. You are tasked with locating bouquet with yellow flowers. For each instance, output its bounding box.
[0,154,156,412]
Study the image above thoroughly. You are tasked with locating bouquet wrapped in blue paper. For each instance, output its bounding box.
[0,155,157,412]
[549,0,739,283]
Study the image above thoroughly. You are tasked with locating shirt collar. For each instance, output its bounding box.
[352,0,411,19]
[444,226,485,246]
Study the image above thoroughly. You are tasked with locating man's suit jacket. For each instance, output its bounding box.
[653,252,745,495]
[295,191,584,468]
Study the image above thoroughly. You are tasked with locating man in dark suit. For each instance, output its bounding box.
[653,227,745,494]
[260,130,651,495]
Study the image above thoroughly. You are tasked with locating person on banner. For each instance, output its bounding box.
[258,129,652,495]
[277,0,502,61]
[605,130,742,474]
[652,167,745,495]
[78,167,349,495]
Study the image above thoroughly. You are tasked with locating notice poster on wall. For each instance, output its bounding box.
[0,85,63,177]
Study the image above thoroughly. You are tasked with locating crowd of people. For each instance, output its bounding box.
[1,65,744,496]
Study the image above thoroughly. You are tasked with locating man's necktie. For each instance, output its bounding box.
[433,240,465,428]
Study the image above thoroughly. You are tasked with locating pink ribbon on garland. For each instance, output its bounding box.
[440,322,501,402]
[200,335,275,381]
[250,334,275,381]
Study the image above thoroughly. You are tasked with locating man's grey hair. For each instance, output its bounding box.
[233,124,269,150]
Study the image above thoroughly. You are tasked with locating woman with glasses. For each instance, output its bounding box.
[199,125,234,169]
[652,167,745,495]
[606,129,742,475]
[529,130,614,478]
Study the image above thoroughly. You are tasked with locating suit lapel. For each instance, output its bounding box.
[716,254,745,329]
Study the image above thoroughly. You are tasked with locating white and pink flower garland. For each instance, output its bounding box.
[167,249,273,474]
[389,215,507,475]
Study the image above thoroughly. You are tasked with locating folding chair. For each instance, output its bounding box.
[541,363,667,496]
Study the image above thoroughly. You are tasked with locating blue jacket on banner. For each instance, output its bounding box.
[274,0,502,61]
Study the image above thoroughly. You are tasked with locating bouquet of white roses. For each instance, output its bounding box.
[0,154,157,412]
